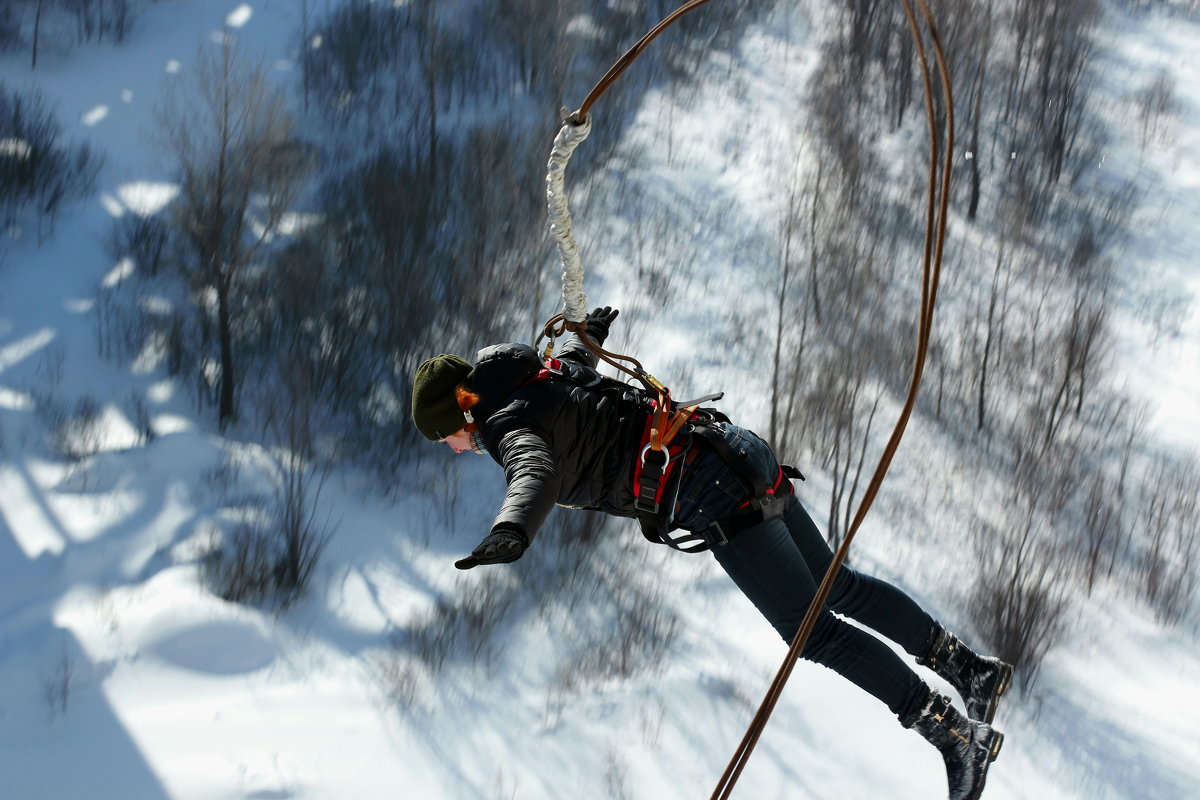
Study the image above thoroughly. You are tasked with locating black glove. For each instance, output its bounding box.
[454,526,528,570]
[585,306,619,346]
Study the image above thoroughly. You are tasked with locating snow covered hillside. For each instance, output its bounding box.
[2,2,1198,799]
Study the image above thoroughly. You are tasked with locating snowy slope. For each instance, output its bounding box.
[1099,3,1200,454]
[2,2,1199,800]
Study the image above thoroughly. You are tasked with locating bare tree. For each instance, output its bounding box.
[156,35,312,426]
[298,0,313,112]
[769,151,806,450]
[818,371,885,549]
[65,0,137,45]
[0,82,101,240]
[1139,453,1200,623]
[999,0,1101,187]
[958,0,994,221]
[974,230,1016,433]
[969,514,1072,693]
[1079,472,1123,594]
[1134,68,1178,148]
[32,0,44,68]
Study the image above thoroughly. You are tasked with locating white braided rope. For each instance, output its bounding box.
[546,114,593,325]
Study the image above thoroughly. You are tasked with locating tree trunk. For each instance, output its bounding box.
[32,0,43,70]
[217,275,236,427]
[770,176,800,450]
[967,58,987,220]
[808,162,823,324]
[978,246,1004,430]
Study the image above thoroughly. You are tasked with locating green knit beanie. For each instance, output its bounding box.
[412,354,474,441]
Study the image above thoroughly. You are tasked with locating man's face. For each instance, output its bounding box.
[439,429,475,454]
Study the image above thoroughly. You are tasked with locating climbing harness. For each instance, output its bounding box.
[540,0,954,796]
[634,416,807,553]
[528,355,805,554]
[628,398,809,553]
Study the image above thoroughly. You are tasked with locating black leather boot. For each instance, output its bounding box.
[919,625,1014,723]
[904,690,1004,800]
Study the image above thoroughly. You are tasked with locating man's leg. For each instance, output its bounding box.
[712,519,929,719]
[780,500,938,657]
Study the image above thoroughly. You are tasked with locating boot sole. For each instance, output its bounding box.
[987,730,1004,762]
[965,731,1004,800]
[981,662,1015,724]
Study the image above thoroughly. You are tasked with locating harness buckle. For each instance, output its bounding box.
[704,521,730,547]
[640,442,669,467]
[634,482,661,514]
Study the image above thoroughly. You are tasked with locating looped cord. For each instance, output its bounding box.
[546,112,593,325]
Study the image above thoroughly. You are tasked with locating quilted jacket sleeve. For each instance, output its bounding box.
[489,420,561,542]
[556,332,600,370]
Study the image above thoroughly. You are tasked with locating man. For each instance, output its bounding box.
[412,307,1011,800]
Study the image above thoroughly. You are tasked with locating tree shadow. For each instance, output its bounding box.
[1033,679,1198,799]
[0,503,171,799]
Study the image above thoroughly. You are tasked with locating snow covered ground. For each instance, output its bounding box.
[1098,2,1200,455]
[2,2,1198,799]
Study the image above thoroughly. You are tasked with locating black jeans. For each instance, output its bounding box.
[675,422,935,721]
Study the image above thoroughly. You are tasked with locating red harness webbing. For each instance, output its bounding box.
[630,404,696,512]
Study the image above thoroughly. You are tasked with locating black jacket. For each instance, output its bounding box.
[469,339,645,541]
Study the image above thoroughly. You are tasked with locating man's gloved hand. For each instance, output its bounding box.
[454,526,529,570]
[585,306,619,347]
